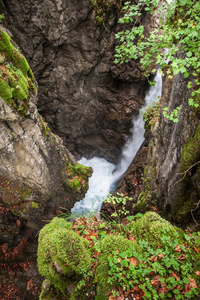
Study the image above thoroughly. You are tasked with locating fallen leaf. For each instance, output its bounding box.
[129,236,136,242]
[129,257,139,267]
[92,252,100,258]
[84,234,92,241]
[174,245,182,253]
[189,277,197,289]
[178,255,186,260]
[158,254,165,261]
[158,244,161,248]
[195,271,200,276]
[194,245,199,253]
[75,231,80,235]
[149,255,157,262]
[171,271,180,281]
[151,275,160,286]
[158,286,169,294]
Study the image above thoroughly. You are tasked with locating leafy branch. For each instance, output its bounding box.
[114,0,200,111]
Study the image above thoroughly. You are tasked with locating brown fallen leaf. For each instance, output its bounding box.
[149,255,157,262]
[158,286,169,294]
[195,270,200,276]
[92,252,100,258]
[194,245,199,254]
[174,245,182,253]
[178,255,186,260]
[158,254,165,261]
[151,275,160,286]
[171,271,180,281]
[129,236,136,242]
[129,257,139,267]
[189,277,197,289]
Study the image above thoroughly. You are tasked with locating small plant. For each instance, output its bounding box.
[163,106,181,123]
[103,192,132,223]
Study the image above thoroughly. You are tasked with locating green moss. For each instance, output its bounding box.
[0,30,35,116]
[95,235,136,300]
[143,101,160,130]
[171,125,200,223]
[131,211,184,246]
[13,50,32,79]
[90,0,122,27]
[67,162,92,193]
[31,201,39,209]
[37,218,92,298]
[0,77,13,103]
[133,165,155,212]
[180,124,200,172]
[0,30,14,60]
[39,115,51,136]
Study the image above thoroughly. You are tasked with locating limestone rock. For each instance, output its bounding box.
[2,0,149,162]
[0,29,92,299]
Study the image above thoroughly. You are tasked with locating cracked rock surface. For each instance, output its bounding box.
[1,0,149,162]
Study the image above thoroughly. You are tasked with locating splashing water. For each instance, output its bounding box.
[71,157,115,216]
[71,71,162,216]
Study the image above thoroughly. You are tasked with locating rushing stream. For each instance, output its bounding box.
[71,71,162,216]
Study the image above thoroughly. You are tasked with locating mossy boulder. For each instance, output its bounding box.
[37,217,92,298]
[131,211,183,246]
[95,235,137,300]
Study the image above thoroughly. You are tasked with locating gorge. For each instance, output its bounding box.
[0,0,200,299]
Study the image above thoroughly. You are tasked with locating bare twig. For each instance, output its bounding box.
[191,200,200,226]
[174,160,200,186]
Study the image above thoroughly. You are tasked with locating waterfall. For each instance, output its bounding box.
[109,70,162,189]
[71,71,162,216]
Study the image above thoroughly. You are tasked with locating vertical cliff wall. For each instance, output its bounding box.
[115,65,200,229]
[0,29,92,299]
[0,0,150,162]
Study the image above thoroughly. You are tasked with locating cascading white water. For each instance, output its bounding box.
[108,70,163,189]
[71,157,115,216]
[71,71,162,216]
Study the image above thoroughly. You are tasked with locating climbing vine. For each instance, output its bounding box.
[114,0,200,108]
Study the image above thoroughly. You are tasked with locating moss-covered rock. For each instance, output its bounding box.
[37,217,92,298]
[180,124,200,173]
[66,162,92,193]
[0,29,36,116]
[37,213,200,300]
[131,211,184,246]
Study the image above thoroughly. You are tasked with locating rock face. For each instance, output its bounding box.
[117,64,200,229]
[1,0,149,162]
[0,29,92,299]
